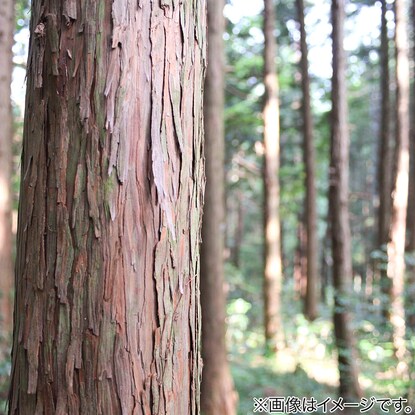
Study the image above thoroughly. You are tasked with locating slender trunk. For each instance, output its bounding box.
[200,0,238,413]
[329,0,362,401]
[377,0,392,248]
[386,0,410,376]
[0,0,15,352]
[296,0,319,321]
[406,0,415,252]
[376,0,393,320]
[9,1,206,413]
[293,219,307,299]
[230,190,244,269]
[263,0,284,352]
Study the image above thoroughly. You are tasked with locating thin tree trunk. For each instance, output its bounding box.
[377,0,392,249]
[329,0,362,401]
[293,218,307,299]
[0,0,14,353]
[263,0,284,352]
[230,190,245,268]
[9,1,206,413]
[377,0,393,320]
[406,0,415,253]
[387,0,410,377]
[200,0,238,413]
[296,0,319,321]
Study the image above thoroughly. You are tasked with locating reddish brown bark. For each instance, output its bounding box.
[329,0,362,401]
[200,0,237,413]
[387,0,410,376]
[0,0,14,352]
[296,0,319,321]
[263,0,284,352]
[9,1,206,413]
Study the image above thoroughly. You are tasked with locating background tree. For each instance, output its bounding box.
[386,0,410,376]
[329,0,362,401]
[200,0,238,412]
[263,0,284,352]
[8,1,206,413]
[377,0,392,252]
[296,0,319,321]
[0,0,14,354]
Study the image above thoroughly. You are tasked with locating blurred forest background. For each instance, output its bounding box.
[1,0,415,414]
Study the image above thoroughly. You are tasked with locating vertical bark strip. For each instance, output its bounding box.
[377,0,392,249]
[329,0,362,401]
[200,0,238,413]
[296,0,319,321]
[9,1,206,414]
[263,0,284,352]
[377,0,393,320]
[0,0,15,349]
[387,0,410,376]
[406,0,415,252]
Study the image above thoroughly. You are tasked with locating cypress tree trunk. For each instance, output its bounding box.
[9,1,206,413]
[387,0,410,376]
[263,0,284,352]
[329,0,362,401]
[296,0,319,321]
[377,0,392,250]
[0,0,15,352]
[200,0,237,413]
[377,0,393,320]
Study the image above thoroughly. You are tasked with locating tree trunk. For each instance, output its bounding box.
[377,0,392,249]
[0,0,15,353]
[263,0,284,352]
[406,0,415,253]
[329,0,362,401]
[9,1,206,414]
[296,0,319,321]
[230,191,244,269]
[377,0,393,320]
[200,0,238,413]
[386,0,410,376]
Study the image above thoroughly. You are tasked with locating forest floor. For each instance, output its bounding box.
[229,310,415,415]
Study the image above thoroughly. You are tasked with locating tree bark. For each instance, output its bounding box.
[200,0,238,413]
[0,0,15,352]
[406,0,415,252]
[329,0,362,401]
[263,0,284,352]
[377,0,393,320]
[9,1,206,414]
[296,0,319,321]
[377,0,392,249]
[386,0,410,376]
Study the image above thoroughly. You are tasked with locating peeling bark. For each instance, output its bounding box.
[9,1,206,413]
[0,0,14,351]
[200,0,237,412]
[329,0,362,401]
[262,0,284,352]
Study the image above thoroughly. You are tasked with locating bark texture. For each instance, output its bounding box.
[263,0,284,352]
[0,0,15,347]
[296,0,319,321]
[200,0,237,413]
[329,0,362,401]
[9,1,206,414]
[387,0,410,375]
